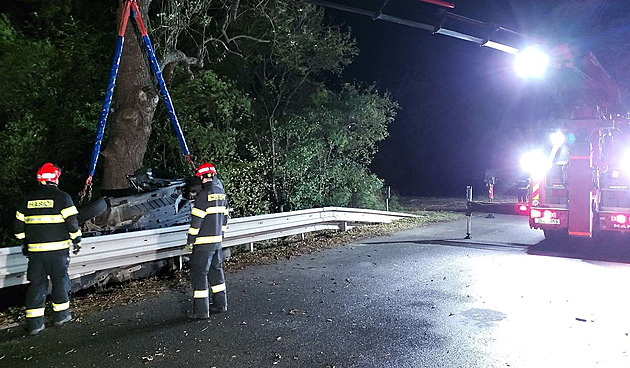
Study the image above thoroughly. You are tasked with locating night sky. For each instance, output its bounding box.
[320,0,630,198]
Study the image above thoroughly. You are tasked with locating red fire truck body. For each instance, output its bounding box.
[523,42,627,240]
[528,112,629,240]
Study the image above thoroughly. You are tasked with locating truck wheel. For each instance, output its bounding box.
[543,229,568,241]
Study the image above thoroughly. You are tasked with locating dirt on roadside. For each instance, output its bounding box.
[397,197,467,212]
[0,202,462,331]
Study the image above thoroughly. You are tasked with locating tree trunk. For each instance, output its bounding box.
[102,0,158,190]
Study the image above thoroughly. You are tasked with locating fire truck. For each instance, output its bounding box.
[307,0,627,240]
[521,45,626,240]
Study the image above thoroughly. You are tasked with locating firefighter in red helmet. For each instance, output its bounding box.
[14,163,82,334]
[186,162,229,319]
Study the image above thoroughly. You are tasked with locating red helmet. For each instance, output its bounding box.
[195,162,217,178]
[37,163,61,184]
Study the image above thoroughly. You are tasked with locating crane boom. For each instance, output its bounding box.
[305,0,529,54]
[305,0,622,113]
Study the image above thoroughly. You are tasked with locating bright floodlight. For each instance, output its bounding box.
[550,131,565,147]
[520,150,551,177]
[514,47,550,78]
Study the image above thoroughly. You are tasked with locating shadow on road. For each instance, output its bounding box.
[365,237,630,265]
[0,312,191,344]
[364,239,531,252]
[528,236,630,265]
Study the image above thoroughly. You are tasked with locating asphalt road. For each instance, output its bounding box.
[2,214,630,367]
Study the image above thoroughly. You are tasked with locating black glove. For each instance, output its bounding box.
[72,242,81,255]
[22,244,29,257]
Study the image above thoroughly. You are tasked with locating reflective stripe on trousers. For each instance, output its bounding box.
[194,289,209,298]
[26,308,45,318]
[212,283,226,293]
[25,249,71,331]
[190,246,227,316]
[53,301,70,312]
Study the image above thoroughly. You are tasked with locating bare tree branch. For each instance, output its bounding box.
[152,0,273,73]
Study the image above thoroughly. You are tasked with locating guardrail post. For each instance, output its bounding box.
[248,243,255,252]
[340,221,348,231]
[300,233,306,241]
[382,186,391,211]
[466,185,473,239]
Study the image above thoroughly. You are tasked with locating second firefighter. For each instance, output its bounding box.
[187,162,229,319]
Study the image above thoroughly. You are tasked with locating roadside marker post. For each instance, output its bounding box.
[466,185,473,239]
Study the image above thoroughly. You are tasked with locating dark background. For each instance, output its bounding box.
[1,0,627,200]
[323,0,630,197]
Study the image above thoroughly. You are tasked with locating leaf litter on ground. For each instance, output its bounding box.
[0,201,462,330]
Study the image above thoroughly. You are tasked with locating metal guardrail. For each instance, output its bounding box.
[0,207,416,289]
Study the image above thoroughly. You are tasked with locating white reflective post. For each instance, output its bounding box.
[466,186,473,239]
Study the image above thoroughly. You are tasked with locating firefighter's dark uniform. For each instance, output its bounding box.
[14,183,82,332]
[188,177,228,316]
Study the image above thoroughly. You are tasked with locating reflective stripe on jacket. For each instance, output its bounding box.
[14,183,82,252]
[187,178,228,248]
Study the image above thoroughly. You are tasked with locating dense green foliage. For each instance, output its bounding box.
[0,6,112,245]
[0,1,397,244]
[277,86,395,210]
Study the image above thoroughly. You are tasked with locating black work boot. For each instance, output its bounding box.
[187,310,210,320]
[26,317,45,335]
[210,305,227,314]
[53,314,73,326]
[28,324,45,335]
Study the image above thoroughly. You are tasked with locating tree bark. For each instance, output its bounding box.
[102,0,158,190]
